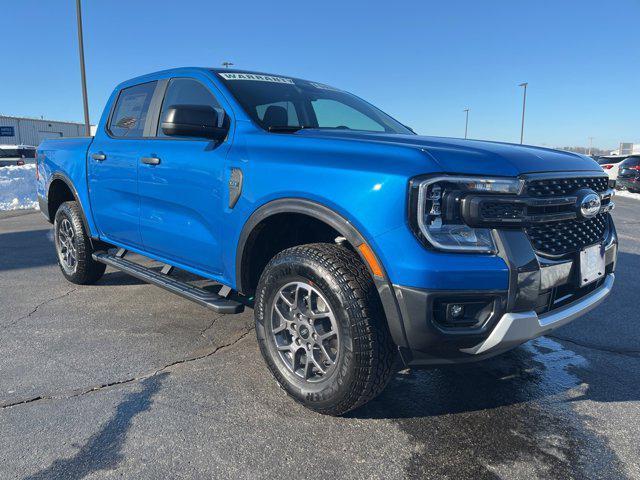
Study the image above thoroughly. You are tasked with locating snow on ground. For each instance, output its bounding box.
[0,164,39,211]
[615,189,640,202]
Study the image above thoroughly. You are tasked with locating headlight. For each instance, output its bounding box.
[409,176,523,253]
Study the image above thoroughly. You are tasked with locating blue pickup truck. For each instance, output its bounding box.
[37,68,617,415]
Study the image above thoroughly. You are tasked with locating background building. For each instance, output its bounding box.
[610,143,640,156]
[617,143,640,155]
[0,115,90,146]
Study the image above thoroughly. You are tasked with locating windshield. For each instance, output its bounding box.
[216,72,413,134]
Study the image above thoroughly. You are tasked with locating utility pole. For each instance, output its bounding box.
[463,108,470,139]
[75,0,91,136]
[588,136,594,155]
[519,82,528,144]
[222,61,234,68]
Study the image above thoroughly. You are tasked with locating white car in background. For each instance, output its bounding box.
[0,145,36,167]
[597,155,628,181]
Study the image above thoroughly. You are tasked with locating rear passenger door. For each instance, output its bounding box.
[137,77,231,275]
[88,81,158,248]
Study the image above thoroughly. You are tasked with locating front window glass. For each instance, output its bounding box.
[157,78,225,137]
[216,72,411,134]
[109,81,157,138]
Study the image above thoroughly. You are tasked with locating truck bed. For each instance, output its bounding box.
[36,137,94,227]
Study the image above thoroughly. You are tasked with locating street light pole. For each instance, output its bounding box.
[588,136,594,155]
[463,108,470,139]
[518,82,528,144]
[75,0,91,136]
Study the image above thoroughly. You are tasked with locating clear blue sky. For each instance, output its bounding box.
[3,0,638,149]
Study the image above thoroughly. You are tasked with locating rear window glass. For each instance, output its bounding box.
[597,157,626,165]
[621,157,640,167]
[109,81,157,137]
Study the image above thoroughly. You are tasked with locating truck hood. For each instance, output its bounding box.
[294,130,603,176]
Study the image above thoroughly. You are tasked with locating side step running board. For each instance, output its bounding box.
[92,252,244,314]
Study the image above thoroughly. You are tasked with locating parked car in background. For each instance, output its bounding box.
[616,156,640,192]
[0,145,37,167]
[598,155,628,180]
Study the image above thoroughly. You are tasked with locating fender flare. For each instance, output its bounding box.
[236,198,372,291]
[47,173,92,236]
[235,198,410,351]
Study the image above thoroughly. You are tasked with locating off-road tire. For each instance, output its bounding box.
[255,243,397,416]
[53,201,106,285]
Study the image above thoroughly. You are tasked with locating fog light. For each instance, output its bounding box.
[433,296,504,331]
[448,304,465,319]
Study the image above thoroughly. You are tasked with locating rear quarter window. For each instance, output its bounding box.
[108,81,157,138]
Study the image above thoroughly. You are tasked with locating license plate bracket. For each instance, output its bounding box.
[579,244,605,287]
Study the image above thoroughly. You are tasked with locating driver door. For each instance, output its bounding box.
[137,77,231,275]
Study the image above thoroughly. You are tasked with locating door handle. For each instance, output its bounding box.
[92,152,106,161]
[141,157,161,165]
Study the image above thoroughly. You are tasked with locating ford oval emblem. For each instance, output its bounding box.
[579,192,601,219]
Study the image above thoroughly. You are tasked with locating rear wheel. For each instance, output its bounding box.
[54,201,106,285]
[254,243,397,416]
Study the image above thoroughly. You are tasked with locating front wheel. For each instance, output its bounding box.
[54,201,106,285]
[254,243,397,416]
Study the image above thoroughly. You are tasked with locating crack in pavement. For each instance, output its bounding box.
[1,288,78,331]
[0,327,254,411]
[199,314,224,343]
[549,334,640,358]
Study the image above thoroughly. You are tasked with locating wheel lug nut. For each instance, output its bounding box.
[306,343,311,350]
[312,333,317,340]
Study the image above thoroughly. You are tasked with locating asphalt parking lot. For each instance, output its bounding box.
[0,197,638,480]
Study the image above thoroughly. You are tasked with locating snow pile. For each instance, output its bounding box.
[0,164,39,211]
[615,189,640,201]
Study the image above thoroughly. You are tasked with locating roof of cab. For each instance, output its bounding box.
[116,67,306,89]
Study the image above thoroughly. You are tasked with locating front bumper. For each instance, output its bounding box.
[384,218,618,366]
[460,273,614,356]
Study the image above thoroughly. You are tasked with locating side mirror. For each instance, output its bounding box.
[160,104,227,140]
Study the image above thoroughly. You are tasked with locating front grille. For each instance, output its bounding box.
[526,176,609,197]
[521,174,611,257]
[479,202,525,220]
[525,213,608,257]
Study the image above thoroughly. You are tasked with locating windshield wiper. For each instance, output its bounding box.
[267,125,311,133]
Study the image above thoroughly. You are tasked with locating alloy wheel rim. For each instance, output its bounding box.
[56,218,78,272]
[270,281,340,383]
